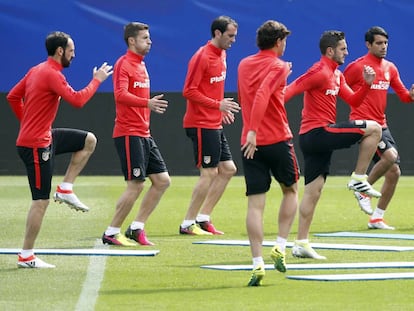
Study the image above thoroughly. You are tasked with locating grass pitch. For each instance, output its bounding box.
[1,175,414,310]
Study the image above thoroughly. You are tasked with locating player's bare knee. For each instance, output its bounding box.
[84,132,97,153]
[365,120,382,138]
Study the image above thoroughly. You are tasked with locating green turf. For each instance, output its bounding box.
[1,176,414,310]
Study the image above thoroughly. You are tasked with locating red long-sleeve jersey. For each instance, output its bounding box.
[285,56,370,134]
[344,52,412,127]
[112,50,151,138]
[7,57,101,148]
[238,50,292,145]
[182,41,226,129]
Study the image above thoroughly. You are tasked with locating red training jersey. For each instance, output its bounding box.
[344,52,412,127]
[112,50,151,138]
[182,41,226,129]
[7,57,101,148]
[238,49,292,146]
[285,55,370,134]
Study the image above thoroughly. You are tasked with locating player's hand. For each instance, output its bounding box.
[409,84,414,100]
[148,94,168,114]
[241,130,257,159]
[222,111,235,124]
[219,98,241,114]
[287,61,293,77]
[363,65,376,85]
[93,62,113,82]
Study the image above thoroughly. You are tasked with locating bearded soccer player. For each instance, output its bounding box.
[101,22,170,247]
[344,26,414,230]
[284,30,382,260]
[238,20,299,286]
[7,31,113,268]
[180,16,241,235]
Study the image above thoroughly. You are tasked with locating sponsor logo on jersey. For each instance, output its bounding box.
[325,87,339,96]
[370,80,390,90]
[133,79,150,88]
[210,71,226,84]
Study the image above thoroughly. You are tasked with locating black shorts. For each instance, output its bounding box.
[374,127,400,164]
[300,121,366,185]
[242,140,300,196]
[17,128,88,200]
[114,136,168,181]
[185,128,232,168]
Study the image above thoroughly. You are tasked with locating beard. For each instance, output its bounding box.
[61,52,72,68]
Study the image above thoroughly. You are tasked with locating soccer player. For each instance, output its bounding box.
[7,31,113,268]
[344,26,414,229]
[102,22,170,246]
[238,20,299,286]
[179,16,241,235]
[285,30,382,259]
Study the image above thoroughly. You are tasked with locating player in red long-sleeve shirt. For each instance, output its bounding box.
[7,31,112,268]
[284,30,382,260]
[344,26,414,229]
[238,20,299,286]
[180,16,240,235]
[102,22,170,247]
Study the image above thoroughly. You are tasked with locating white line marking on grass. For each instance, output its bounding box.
[75,240,107,311]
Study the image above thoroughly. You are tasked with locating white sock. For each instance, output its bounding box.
[105,226,121,236]
[296,239,309,244]
[352,173,367,180]
[371,207,385,220]
[20,249,34,259]
[252,256,264,269]
[130,221,144,230]
[59,182,73,191]
[196,214,210,222]
[181,220,195,228]
[276,236,287,252]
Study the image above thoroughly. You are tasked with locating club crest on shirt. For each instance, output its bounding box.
[384,71,390,81]
[133,168,141,177]
[41,151,50,161]
[203,156,211,164]
[378,141,386,150]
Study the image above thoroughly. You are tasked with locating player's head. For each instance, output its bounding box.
[256,20,290,55]
[124,22,151,56]
[365,26,388,44]
[319,30,348,65]
[365,26,388,59]
[210,16,238,50]
[45,31,74,68]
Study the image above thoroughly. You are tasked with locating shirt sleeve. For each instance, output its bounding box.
[182,52,220,109]
[48,71,101,108]
[389,64,412,103]
[338,72,370,107]
[285,65,322,102]
[6,74,27,121]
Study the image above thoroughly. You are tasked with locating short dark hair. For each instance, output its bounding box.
[319,30,345,54]
[210,15,238,38]
[124,22,149,46]
[256,20,291,50]
[45,31,70,56]
[365,26,388,44]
